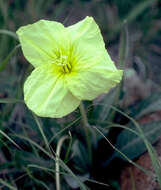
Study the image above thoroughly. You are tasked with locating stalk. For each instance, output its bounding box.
[79,102,92,164]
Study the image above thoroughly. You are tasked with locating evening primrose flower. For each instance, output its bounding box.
[16,16,123,118]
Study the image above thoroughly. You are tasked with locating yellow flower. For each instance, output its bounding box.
[16,16,123,118]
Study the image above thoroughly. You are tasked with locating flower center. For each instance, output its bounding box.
[55,55,72,73]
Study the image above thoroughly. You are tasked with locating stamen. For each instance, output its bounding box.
[54,54,72,73]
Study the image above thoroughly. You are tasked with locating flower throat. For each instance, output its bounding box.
[55,55,72,73]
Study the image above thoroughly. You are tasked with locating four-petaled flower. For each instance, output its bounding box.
[17,16,123,118]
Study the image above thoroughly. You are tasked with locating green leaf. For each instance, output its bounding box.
[71,140,90,173]
[110,121,161,161]
[93,90,116,122]
[0,44,20,72]
[128,92,161,119]
[64,174,90,189]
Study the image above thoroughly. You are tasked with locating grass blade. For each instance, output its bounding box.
[0,179,17,190]
[49,117,81,144]
[25,167,50,190]
[110,0,158,37]
[92,126,153,178]
[32,113,50,152]
[110,106,161,187]
[0,98,23,104]
[28,164,109,187]
[0,129,20,149]
[0,29,18,41]
[0,44,20,72]
[13,134,89,190]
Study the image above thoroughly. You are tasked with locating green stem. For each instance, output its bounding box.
[79,102,92,164]
[56,135,69,190]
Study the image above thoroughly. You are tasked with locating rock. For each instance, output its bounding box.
[120,134,161,190]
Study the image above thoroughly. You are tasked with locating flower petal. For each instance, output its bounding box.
[66,66,123,100]
[24,64,80,118]
[67,16,116,70]
[66,16,123,100]
[17,20,69,68]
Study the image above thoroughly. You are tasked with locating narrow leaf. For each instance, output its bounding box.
[0,44,20,72]
[0,129,20,149]
[110,106,161,187]
[0,29,18,41]
[93,90,116,122]
[110,0,157,37]
[0,98,23,104]
[92,126,153,178]
[129,93,161,119]
[14,134,89,190]
[110,121,161,160]
[0,179,17,190]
